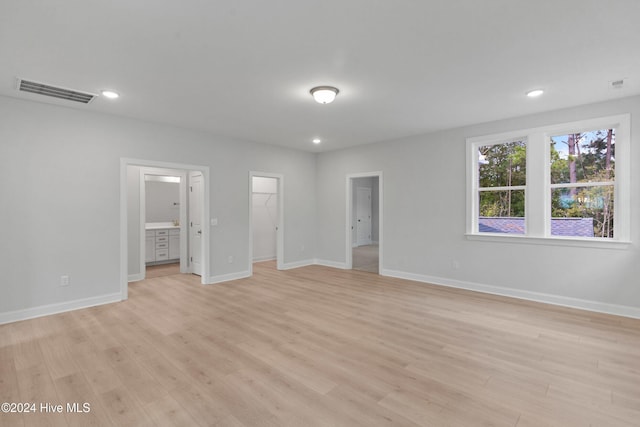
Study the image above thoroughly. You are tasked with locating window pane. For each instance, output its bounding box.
[550,129,615,185]
[479,140,526,187]
[551,186,614,238]
[478,190,525,234]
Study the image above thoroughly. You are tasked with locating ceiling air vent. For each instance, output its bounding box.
[17,78,97,104]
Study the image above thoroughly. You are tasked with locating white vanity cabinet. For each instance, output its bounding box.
[169,229,180,260]
[145,225,180,264]
[145,231,156,262]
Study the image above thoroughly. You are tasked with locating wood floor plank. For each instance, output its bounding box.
[53,372,114,427]
[16,363,66,427]
[141,393,199,427]
[0,346,25,427]
[1,261,638,426]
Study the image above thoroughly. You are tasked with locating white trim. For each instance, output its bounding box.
[380,268,640,319]
[249,171,285,275]
[314,259,349,269]
[253,256,277,263]
[465,233,631,249]
[128,273,144,282]
[207,270,251,284]
[346,172,383,271]
[280,259,315,270]
[478,185,527,192]
[549,181,614,189]
[120,158,211,302]
[0,293,122,325]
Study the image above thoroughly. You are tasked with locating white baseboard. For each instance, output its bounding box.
[314,259,349,269]
[207,270,251,285]
[0,292,122,325]
[280,259,315,270]
[380,268,640,320]
[128,273,144,282]
[253,256,276,263]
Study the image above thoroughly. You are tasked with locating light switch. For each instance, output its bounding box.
[210,218,218,226]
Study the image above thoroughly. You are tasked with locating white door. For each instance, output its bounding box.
[189,172,203,276]
[356,187,372,246]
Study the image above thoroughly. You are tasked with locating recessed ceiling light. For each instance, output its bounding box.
[101,90,119,99]
[310,86,339,104]
[312,138,321,144]
[526,89,544,98]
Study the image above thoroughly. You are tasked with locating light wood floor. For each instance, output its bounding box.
[145,263,180,279]
[352,244,379,273]
[1,262,639,426]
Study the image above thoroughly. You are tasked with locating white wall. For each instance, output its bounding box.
[0,95,316,320]
[2,93,639,322]
[317,95,640,315]
[145,180,180,223]
[252,176,278,261]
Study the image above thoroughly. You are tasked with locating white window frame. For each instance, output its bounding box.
[466,114,631,249]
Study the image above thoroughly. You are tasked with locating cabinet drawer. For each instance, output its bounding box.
[145,230,155,237]
[155,229,169,236]
[155,250,169,260]
[169,228,180,235]
[155,235,168,243]
[155,242,168,249]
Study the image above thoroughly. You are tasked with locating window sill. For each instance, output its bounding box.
[465,233,631,249]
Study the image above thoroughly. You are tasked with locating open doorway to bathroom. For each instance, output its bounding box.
[141,169,185,278]
[120,158,210,301]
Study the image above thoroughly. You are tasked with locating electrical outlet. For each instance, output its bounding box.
[451,260,460,270]
[301,245,305,252]
[60,275,70,287]
[227,256,234,264]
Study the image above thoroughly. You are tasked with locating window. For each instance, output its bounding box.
[550,130,615,238]
[478,140,527,235]
[467,114,630,246]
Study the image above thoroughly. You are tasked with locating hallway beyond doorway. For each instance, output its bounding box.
[352,244,379,273]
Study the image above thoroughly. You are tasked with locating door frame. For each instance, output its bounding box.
[139,167,188,277]
[120,158,210,301]
[346,172,383,270]
[248,171,284,274]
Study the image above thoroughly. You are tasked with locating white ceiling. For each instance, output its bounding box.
[1,1,638,152]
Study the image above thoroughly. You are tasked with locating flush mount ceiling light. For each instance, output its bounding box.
[526,89,544,98]
[312,138,321,144]
[101,90,120,99]
[310,86,339,104]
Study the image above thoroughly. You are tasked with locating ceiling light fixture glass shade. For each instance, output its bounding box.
[526,89,544,98]
[310,86,339,104]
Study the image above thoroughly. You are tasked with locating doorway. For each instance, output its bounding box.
[249,171,284,274]
[140,168,186,278]
[346,173,383,273]
[120,158,210,300]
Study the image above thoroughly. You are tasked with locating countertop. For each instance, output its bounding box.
[145,222,180,230]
